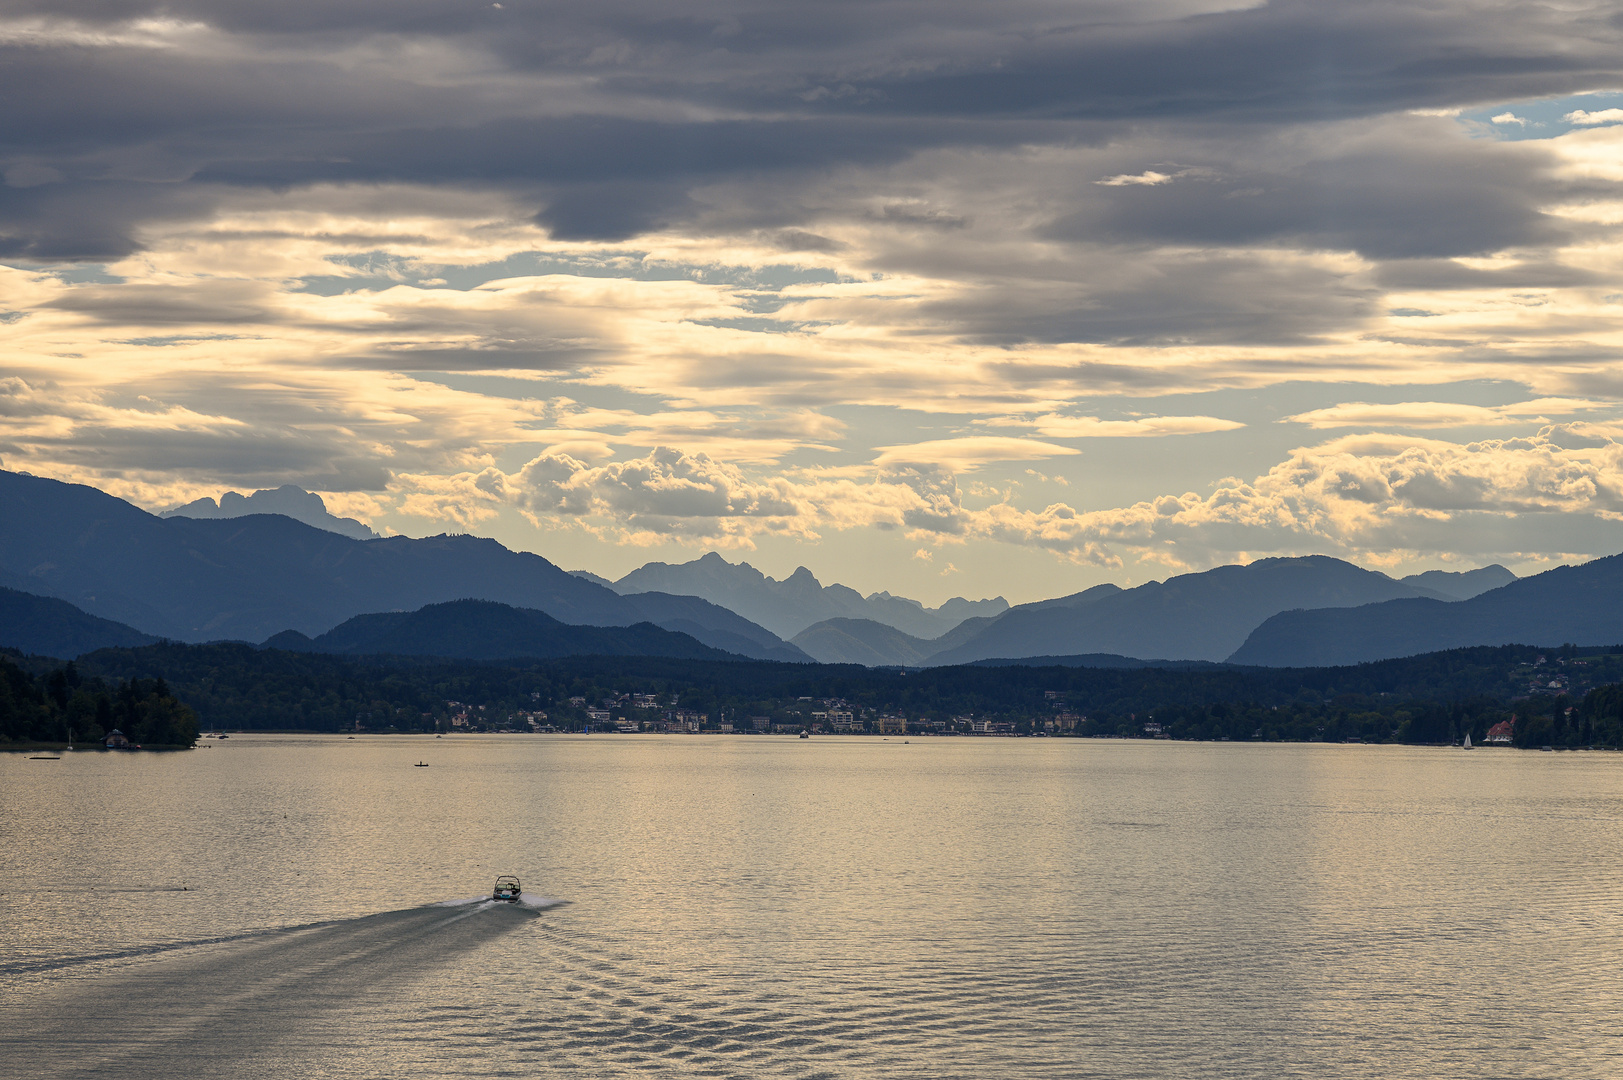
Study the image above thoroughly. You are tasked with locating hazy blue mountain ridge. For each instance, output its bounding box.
[924,557,1460,665]
[1398,564,1517,601]
[1230,555,1623,666]
[3,469,1550,671]
[607,551,1008,638]
[163,485,379,540]
[790,618,938,666]
[0,471,800,658]
[616,592,813,662]
[305,600,730,661]
[0,586,159,659]
[789,585,1141,667]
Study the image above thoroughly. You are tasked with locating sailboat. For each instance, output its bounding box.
[1462,731,1473,749]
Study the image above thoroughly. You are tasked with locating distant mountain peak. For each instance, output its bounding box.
[610,551,1010,640]
[164,485,378,540]
[1399,564,1517,601]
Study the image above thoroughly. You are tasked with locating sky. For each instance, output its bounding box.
[5,1,1623,605]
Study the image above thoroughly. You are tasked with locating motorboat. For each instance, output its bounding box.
[492,875,522,903]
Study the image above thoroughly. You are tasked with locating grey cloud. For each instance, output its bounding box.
[0,181,216,261]
[1374,258,1608,291]
[340,346,605,372]
[927,251,1380,347]
[11,423,394,491]
[608,0,1623,122]
[1054,131,1565,260]
[44,280,280,324]
[2,0,1620,260]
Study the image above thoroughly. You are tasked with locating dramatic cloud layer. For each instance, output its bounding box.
[4,0,1623,597]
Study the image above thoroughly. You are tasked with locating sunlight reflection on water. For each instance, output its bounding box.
[3,734,1622,1078]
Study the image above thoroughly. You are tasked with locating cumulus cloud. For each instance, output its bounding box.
[453,426,1623,569]
[502,446,812,543]
[968,427,1623,567]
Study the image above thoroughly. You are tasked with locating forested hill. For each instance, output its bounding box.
[54,639,1623,748]
[0,650,198,748]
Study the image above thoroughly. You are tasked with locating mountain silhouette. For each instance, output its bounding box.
[0,586,159,659]
[791,617,938,666]
[0,470,801,658]
[924,558,1457,665]
[1231,554,1623,666]
[1398,565,1516,601]
[604,551,1006,638]
[302,599,729,662]
[162,485,379,540]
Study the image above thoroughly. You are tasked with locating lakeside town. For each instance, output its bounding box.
[445,693,1049,736]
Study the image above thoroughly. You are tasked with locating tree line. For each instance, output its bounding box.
[41,639,1623,747]
[0,650,199,748]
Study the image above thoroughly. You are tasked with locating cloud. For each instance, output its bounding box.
[1284,399,1610,429]
[1563,108,1623,126]
[1095,171,1173,186]
[1492,113,1528,127]
[446,425,1623,569]
[964,427,1623,567]
[6,0,1623,591]
[0,0,1615,261]
[503,446,812,543]
[989,414,1245,437]
[871,437,1081,469]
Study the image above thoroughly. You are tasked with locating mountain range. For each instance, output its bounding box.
[0,585,159,658]
[584,551,1008,639]
[162,485,379,540]
[0,470,807,662]
[268,599,729,662]
[785,558,1517,666]
[1231,554,1623,666]
[11,468,1623,671]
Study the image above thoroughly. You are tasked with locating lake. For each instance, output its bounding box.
[3,734,1621,1078]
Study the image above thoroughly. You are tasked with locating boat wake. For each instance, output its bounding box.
[0,900,549,1080]
[435,892,560,910]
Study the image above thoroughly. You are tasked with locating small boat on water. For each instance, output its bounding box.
[492,875,522,903]
[1462,732,1472,749]
[799,730,809,739]
[414,761,429,767]
[29,755,59,760]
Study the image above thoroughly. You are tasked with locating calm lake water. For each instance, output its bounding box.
[3,734,1621,1079]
